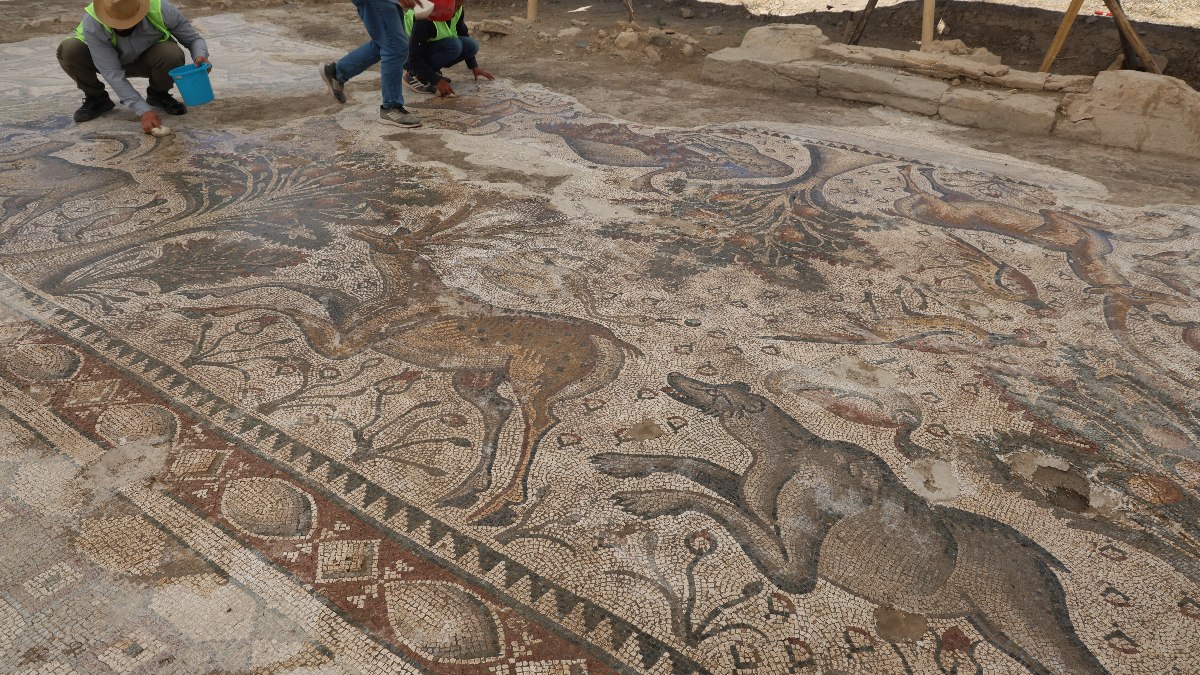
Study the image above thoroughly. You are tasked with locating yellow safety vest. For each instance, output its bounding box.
[74,0,172,46]
[404,7,463,42]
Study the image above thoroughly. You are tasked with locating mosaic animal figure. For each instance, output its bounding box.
[0,141,135,244]
[595,373,1107,675]
[536,122,795,190]
[893,164,1195,384]
[186,205,642,526]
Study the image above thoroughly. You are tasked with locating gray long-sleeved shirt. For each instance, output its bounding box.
[82,0,208,116]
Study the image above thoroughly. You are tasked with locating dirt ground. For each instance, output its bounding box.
[9,0,1199,84]
[7,0,1199,208]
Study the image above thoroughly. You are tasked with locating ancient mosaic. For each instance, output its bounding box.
[3,18,1200,675]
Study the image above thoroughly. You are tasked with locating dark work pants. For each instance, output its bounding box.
[57,38,185,98]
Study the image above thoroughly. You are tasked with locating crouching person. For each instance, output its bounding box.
[58,0,211,133]
[403,0,494,97]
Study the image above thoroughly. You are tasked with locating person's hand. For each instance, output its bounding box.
[141,110,163,134]
[435,79,455,97]
[471,67,494,81]
[195,55,212,71]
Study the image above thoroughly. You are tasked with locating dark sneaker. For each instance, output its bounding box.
[147,89,187,115]
[73,95,115,123]
[380,106,421,128]
[404,71,436,94]
[321,62,346,103]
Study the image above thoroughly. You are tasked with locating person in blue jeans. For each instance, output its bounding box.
[403,0,494,97]
[321,0,421,128]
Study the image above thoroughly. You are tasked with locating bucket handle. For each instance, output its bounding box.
[173,62,212,80]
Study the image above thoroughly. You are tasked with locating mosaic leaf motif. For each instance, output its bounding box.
[384,581,503,662]
[116,238,305,293]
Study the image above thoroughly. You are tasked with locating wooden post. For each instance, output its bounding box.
[921,0,936,49]
[1039,0,1086,72]
[527,0,537,22]
[1101,0,1162,74]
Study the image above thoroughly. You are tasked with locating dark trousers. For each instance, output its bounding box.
[423,36,479,78]
[57,38,185,98]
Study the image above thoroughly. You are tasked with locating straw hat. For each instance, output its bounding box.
[93,0,151,30]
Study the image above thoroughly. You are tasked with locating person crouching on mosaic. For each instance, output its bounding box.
[403,0,494,98]
[58,0,210,133]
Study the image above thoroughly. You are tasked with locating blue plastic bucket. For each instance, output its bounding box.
[169,62,214,106]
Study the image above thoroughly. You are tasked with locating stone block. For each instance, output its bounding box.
[739,24,830,61]
[774,60,821,96]
[938,88,1058,135]
[818,64,948,115]
[981,69,1050,91]
[1045,74,1094,93]
[903,52,1009,80]
[815,43,907,68]
[922,39,1002,65]
[701,48,779,89]
[1055,70,1200,159]
[475,20,512,36]
[557,27,581,39]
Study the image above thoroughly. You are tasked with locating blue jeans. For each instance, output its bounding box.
[425,36,479,76]
[336,0,407,108]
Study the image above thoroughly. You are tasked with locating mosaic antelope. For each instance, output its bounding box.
[188,205,642,525]
[893,164,1196,385]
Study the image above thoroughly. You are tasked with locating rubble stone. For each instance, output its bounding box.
[613,30,641,50]
[680,7,694,18]
[704,26,723,36]
[922,39,1002,65]
[558,27,581,39]
[475,20,513,36]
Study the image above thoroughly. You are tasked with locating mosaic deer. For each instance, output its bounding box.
[596,373,1108,675]
[187,205,642,525]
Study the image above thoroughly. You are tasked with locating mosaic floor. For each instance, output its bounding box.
[3,13,1200,675]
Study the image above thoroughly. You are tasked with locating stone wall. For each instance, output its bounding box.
[702,25,1200,160]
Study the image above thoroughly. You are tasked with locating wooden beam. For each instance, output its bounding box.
[848,0,880,46]
[527,0,538,22]
[921,0,936,48]
[1102,0,1163,74]
[1039,0,1086,72]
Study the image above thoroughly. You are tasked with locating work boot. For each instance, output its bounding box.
[73,95,115,123]
[146,89,187,115]
[321,62,346,103]
[379,106,421,128]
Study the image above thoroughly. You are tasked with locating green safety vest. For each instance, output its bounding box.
[74,0,172,46]
[404,7,463,42]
